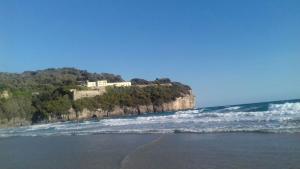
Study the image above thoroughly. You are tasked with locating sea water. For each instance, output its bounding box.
[1,99,300,137]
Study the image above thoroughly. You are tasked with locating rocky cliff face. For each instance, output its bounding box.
[63,92,196,121]
[1,92,196,127]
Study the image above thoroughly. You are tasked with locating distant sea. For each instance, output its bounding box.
[1,99,300,137]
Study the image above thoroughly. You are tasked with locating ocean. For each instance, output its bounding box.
[1,99,300,169]
[1,99,300,137]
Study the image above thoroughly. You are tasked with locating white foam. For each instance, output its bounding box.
[1,101,300,137]
[269,102,300,112]
[224,106,241,111]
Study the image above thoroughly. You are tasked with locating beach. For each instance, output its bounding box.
[1,133,300,169]
[1,100,300,169]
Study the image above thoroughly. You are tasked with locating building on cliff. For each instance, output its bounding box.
[71,80,132,100]
[86,80,131,88]
[71,88,106,100]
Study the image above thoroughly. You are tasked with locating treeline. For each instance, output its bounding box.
[0,68,191,124]
[0,67,123,90]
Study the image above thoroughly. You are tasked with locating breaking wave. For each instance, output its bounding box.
[0,99,300,137]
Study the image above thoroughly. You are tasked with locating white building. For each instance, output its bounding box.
[86,81,97,88]
[96,80,108,87]
[108,81,131,87]
[86,80,131,88]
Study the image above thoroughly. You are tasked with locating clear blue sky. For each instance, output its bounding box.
[0,0,299,107]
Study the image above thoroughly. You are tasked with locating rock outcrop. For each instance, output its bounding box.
[0,90,9,99]
[62,91,196,121]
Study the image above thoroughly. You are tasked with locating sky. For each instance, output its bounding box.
[0,0,299,107]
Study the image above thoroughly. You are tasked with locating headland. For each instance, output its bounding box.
[0,68,195,127]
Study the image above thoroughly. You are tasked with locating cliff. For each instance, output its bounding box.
[0,68,196,127]
[60,92,196,121]
[0,92,195,128]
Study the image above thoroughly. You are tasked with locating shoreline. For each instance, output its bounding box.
[0,107,196,129]
[1,133,300,169]
[0,109,194,129]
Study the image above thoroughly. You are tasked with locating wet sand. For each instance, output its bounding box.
[1,133,300,169]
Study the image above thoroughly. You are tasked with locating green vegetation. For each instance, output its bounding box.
[0,67,123,90]
[0,90,33,121]
[73,84,189,112]
[0,68,191,125]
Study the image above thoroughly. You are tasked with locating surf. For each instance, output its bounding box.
[0,99,300,137]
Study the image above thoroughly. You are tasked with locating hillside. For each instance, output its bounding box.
[0,68,195,127]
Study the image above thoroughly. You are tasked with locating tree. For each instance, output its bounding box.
[1,98,19,121]
[130,78,150,85]
[45,95,72,117]
[154,78,171,84]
